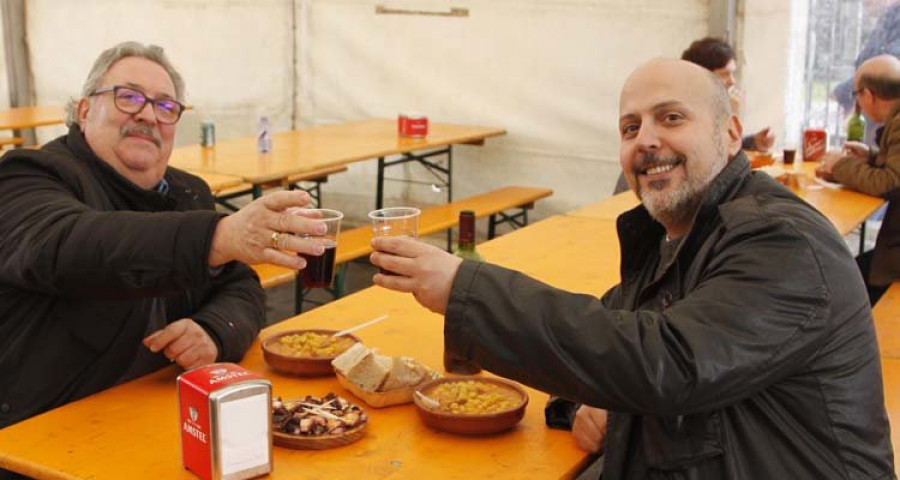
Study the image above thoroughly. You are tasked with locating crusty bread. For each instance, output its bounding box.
[382,356,428,391]
[331,342,369,374]
[332,344,392,392]
[332,344,439,393]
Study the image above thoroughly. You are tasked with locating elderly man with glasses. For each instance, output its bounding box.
[0,42,325,433]
[821,54,900,304]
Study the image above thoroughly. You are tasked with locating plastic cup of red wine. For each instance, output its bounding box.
[296,209,343,288]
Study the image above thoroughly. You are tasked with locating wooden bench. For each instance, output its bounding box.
[215,164,349,210]
[873,281,900,360]
[0,137,25,149]
[253,186,553,312]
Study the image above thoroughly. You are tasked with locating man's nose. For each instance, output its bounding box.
[634,123,661,151]
[133,101,158,124]
[725,75,736,89]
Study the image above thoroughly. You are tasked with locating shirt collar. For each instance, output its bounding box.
[155,177,170,195]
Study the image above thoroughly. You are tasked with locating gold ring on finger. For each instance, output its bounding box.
[270,231,282,249]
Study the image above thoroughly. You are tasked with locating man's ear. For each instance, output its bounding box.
[76,98,90,126]
[727,114,743,156]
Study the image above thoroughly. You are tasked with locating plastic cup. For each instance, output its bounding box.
[368,207,421,275]
[296,209,343,288]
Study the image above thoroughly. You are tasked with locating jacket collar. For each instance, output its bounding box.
[616,151,751,282]
[877,102,900,147]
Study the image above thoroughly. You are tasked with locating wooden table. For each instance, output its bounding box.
[0,105,65,130]
[780,162,886,237]
[873,282,900,360]
[568,163,885,237]
[881,358,900,476]
[0,218,614,480]
[479,215,620,296]
[185,170,245,193]
[169,119,506,205]
[567,190,639,221]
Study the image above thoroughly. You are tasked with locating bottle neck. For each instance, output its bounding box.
[458,213,476,249]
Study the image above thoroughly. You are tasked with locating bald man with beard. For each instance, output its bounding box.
[368,59,895,479]
[822,54,900,304]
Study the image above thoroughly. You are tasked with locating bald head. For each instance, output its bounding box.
[855,54,900,100]
[620,59,732,126]
[854,54,900,122]
[617,59,743,238]
[858,54,900,79]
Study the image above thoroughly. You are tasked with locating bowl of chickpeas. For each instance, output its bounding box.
[262,329,361,376]
[412,377,529,435]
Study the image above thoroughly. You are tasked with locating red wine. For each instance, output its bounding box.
[299,240,337,288]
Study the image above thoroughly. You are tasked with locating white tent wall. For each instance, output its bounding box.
[26,0,296,145]
[296,0,709,222]
[738,0,794,152]
[12,0,798,226]
[0,17,8,111]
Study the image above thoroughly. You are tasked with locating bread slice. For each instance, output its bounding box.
[332,343,392,392]
[382,356,428,391]
[331,342,369,375]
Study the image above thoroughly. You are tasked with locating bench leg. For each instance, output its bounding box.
[333,264,348,298]
[287,180,323,208]
[488,207,532,239]
[859,221,867,257]
[294,276,307,314]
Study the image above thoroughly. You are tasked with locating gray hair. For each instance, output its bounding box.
[66,41,185,126]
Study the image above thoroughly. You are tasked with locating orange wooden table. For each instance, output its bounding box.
[186,170,245,193]
[0,105,65,130]
[0,217,619,479]
[169,119,506,204]
[479,215,621,296]
[881,358,900,477]
[778,162,886,236]
[569,163,884,237]
[874,282,900,360]
[567,190,639,221]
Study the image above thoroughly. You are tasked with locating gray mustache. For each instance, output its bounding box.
[121,124,162,147]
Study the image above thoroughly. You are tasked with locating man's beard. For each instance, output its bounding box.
[635,150,724,229]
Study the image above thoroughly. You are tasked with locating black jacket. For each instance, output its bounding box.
[445,153,895,478]
[0,127,265,429]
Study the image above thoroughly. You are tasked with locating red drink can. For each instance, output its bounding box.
[802,128,827,162]
[398,112,428,138]
[178,363,272,480]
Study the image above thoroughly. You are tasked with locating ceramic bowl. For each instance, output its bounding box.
[261,329,360,377]
[413,377,528,435]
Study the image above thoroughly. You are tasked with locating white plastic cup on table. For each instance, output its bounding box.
[296,209,343,288]
[368,207,421,275]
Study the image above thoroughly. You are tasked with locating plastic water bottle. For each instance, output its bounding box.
[257,116,272,153]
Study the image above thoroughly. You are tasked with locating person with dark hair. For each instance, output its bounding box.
[369,59,894,479]
[0,42,328,434]
[821,54,900,303]
[681,36,775,153]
